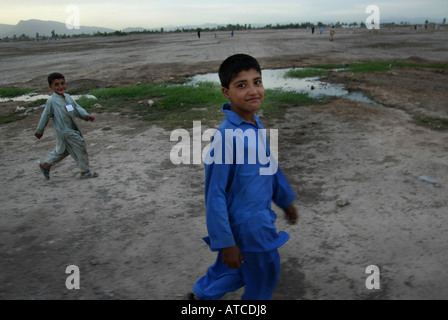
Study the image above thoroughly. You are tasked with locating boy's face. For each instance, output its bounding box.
[221,68,264,121]
[49,78,66,96]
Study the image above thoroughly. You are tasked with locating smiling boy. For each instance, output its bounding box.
[35,72,98,179]
[189,54,298,300]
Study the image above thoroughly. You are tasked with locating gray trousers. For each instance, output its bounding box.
[45,131,89,172]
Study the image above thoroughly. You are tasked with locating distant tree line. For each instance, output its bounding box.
[2,18,447,41]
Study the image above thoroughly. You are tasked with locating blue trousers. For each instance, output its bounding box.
[193,249,280,300]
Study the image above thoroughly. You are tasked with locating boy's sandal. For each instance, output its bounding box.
[39,163,50,180]
[80,170,98,179]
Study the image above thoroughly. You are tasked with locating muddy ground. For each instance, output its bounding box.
[0,27,447,300]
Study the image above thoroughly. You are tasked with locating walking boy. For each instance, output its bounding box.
[190,54,298,300]
[35,72,98,179]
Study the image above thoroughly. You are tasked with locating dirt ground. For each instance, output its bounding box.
[0,27,447,300]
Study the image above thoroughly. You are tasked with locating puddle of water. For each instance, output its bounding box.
[0,93,97,103]
[189,68,383,106]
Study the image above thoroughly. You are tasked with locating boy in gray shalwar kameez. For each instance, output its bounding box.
[35,73,98,179]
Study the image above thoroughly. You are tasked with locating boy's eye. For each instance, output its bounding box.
[237,83,246,88]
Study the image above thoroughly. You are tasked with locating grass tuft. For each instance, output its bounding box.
[413,116,448,131]
[285,62,448,80]
[0,88,35,98]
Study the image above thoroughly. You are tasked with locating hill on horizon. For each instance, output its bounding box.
[0,19,115,38]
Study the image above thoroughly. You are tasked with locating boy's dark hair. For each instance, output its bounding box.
[48,72,65,85]
[219,54,261,89]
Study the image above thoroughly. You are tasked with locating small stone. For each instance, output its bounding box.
[336,198,350,207]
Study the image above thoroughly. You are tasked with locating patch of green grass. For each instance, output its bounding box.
[0,88,35,98]
[0,81,323,128]
[413,115,448,131]
[327,61,447,73]
[0,114,25,124]
[86,82,322,129]
[89,82,226,129]
[75,96,99,111]
[347,62,393,72]
[312,64,347,70]
[91,81,224,108]
[285,62,448,79]
[261,89,321,119]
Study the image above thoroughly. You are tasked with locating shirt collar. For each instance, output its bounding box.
[53,93,68,100]
[222,103,262,128]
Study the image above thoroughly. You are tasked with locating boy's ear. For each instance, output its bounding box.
[221,87,230,100]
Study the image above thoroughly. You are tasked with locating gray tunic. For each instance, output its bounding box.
[36,93,91,171]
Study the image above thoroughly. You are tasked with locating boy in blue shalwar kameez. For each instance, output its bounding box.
[190,54,298,300]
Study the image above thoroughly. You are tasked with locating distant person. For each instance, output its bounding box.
[231,30,234,37]
[187,54,298,300]
[197,29,201,38]
[35,73,98,180]
[320,26,323,34]
[312,27,315,34]
[330,26,335,41]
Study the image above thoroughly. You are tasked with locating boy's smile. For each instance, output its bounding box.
[49,78,66,96]
[221,68,264,124]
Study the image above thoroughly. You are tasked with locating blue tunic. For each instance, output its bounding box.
[203,103,296,253]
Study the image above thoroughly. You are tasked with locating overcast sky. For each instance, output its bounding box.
[1,0,446,29]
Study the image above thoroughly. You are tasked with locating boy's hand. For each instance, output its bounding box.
[284,205,299,225]
[222,245,244,269]
[85,115,95,122]
[35,133,43,139]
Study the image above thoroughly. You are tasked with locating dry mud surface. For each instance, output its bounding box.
[0,28,447,300]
